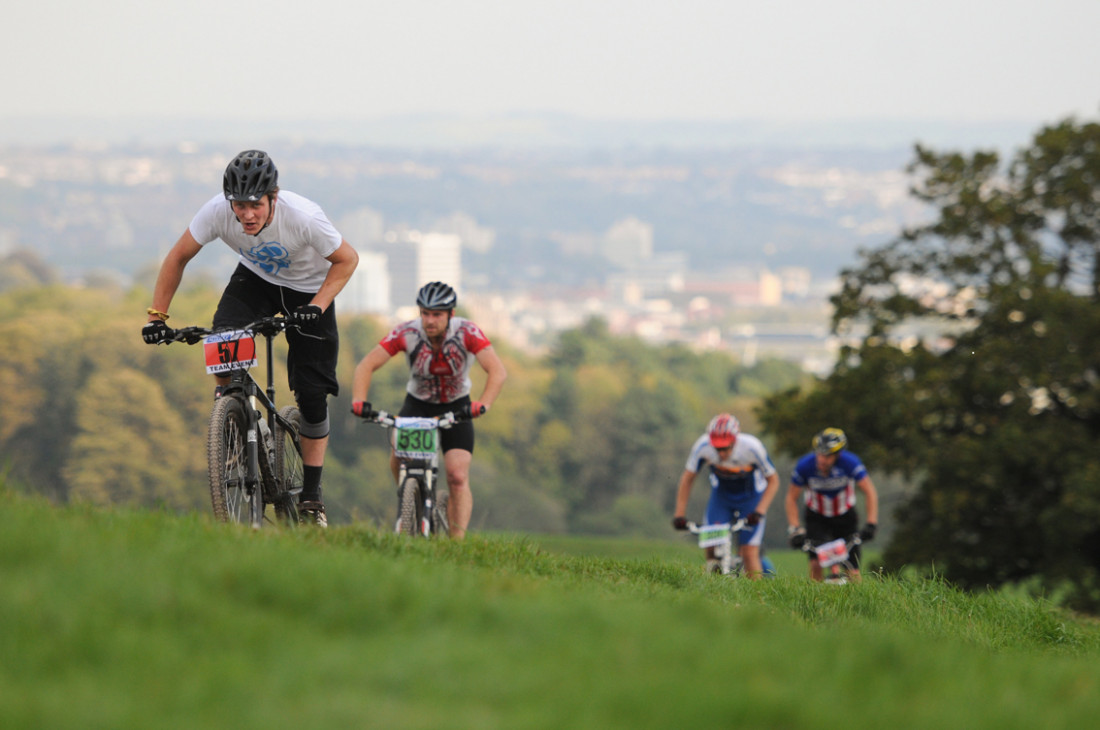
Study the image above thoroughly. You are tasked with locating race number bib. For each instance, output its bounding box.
[815,538,850,567]
[696,524,732,549]
[203,330,257,374]
[393,417,438,461]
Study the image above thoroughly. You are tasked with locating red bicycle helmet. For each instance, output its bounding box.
[708,413,740,449]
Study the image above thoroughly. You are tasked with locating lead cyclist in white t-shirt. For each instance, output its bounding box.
[141,150,359,527]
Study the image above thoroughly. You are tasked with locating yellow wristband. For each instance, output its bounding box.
[146,308,170,321]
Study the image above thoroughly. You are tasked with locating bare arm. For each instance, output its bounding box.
[148,230,203,322]
[753,472,781,516]
[351,344,395,403]
[785,483,804,528]
[673,469,697,519]
[857,476,879,525]
[311,240,358,312]
[472,345,507,413]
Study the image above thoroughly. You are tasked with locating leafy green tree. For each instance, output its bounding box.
[65,368,202,509]
[760,116,1100,610]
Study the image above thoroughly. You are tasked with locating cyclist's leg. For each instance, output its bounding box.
[285,295,338,516]
[703,488,738,573]
[838,510,863,580]
[732,495,766,579]
[212,265,278,391]
[804,510,830,581]
[442,448,472,539]
[440,413,475,539]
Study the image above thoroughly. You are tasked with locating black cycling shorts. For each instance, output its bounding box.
[398,393,475,454]
[212,263,340,398]
[804,509,862,568]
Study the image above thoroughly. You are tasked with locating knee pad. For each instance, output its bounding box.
[295,391,330,439]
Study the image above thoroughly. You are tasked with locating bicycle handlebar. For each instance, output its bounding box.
[799,533,863,553]
[160,316,296,346]
[355,403,481,428]
[686,517,749,534]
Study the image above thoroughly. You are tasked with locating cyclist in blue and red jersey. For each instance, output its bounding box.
[785,427,880,581]
[672,414,780,579]
[351,281,507,539]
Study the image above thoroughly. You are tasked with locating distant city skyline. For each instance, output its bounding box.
[2,1,1097,148]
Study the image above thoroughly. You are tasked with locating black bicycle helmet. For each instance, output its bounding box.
[812,427,848,455]
[223,150,279,201]
[416,281,457,310]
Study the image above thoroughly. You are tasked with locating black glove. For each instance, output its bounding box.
[746,511,764,526]
[672,516,688,531]
[859,523,877,542]
[292,304,323,326]
[142,320,172,345]
[788,529,808,550]
[351,401,375,419]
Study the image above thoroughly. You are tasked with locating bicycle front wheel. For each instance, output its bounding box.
[397,476,421,536]
[207,396,260,526]
[273,405,303,526]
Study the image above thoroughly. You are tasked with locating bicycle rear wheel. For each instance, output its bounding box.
[207,395,261,526]
[273,405,303,526]
[397,476,421,536]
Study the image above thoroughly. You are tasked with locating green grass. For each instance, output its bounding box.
[3,489,1099,730]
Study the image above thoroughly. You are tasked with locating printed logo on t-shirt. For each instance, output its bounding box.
[243,241,291,276]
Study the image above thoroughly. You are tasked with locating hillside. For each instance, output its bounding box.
[3,487,1099,729]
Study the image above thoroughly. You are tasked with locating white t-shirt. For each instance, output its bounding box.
[684,432,777,495]
[189,191,343,293]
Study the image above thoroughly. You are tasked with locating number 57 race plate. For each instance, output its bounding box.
[203,330,258,374]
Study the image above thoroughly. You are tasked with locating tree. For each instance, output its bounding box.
[760,115,1100,610]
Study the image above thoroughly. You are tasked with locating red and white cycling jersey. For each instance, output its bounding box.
[379,316,492,403]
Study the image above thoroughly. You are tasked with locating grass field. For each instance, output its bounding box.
[3,488,1099,729]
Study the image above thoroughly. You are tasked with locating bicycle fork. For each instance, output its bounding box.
[243,396,275,530]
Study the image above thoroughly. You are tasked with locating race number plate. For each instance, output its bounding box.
[815,538,850,567]
[203,330,257,374]
[696,524,732,549]
[393,417,438,461]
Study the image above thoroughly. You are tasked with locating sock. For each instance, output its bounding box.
[301,465,323,504]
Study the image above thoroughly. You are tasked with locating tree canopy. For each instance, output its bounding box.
[760,115,1100,611]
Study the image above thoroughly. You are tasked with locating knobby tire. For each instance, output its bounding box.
[398,476,421,537]
[273,405,303,526]
[207,395,260,526]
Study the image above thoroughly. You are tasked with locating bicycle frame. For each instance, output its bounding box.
[802,534,863,585]
[359,408,468,538]
[687,516,750,575]
[165,317,304,528]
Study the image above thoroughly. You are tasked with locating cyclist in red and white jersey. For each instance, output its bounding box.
[785,427,880,581]
[351,282,507,538]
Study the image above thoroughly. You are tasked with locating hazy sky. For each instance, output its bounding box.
[3,0,1097,126]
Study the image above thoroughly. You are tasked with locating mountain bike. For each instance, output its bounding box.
[159,316,304,528]
[355,404,482,538]
[687,514,751,575]
[801,533,863,585]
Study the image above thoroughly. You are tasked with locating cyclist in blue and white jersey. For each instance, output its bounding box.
[672,414,779,579]
[785,427,879,582]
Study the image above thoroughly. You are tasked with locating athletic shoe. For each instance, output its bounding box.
[298,501,328,528]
